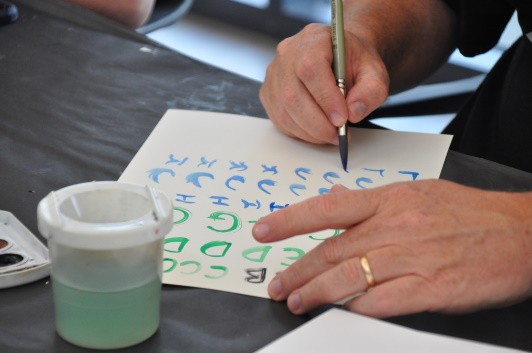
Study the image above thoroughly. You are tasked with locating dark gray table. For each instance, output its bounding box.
[1,1,531,352]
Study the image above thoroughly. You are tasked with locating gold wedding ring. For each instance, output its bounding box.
[360,256,376,288]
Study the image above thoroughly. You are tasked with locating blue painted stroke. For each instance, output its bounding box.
[258,179,276,194]
[289,184,306,196]
[147,168,175,183]
[323,171,340,184]
[295,167,312,180]
[225,175,245,191]
[186,172,214,188]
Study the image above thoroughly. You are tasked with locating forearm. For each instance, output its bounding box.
[63,0,155,28]
[344,0,457,93]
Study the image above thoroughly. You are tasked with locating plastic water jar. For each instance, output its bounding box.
[37,181,173,349]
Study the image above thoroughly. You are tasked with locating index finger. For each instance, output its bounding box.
[252,186,381,243]
[293,43,350,129]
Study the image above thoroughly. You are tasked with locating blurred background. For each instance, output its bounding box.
[145,0,521,133]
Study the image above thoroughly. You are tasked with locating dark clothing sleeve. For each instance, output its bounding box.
[440,0,532,173]
[443,0,515,56]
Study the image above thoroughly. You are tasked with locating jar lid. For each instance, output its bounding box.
[37,181,173,250]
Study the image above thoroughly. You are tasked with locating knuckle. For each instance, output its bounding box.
[316,237,344,265]
[339,259,362,284]
[383,183,440,228]
[301,23,326,35]
[294,53,319,83]
[364,78,389,106]
[263,63,274,82]
[395,208,432,229]
[259,83,268,105]
[384,182,419,202]
[280,85,299,107]
[310,194,342,219]
[281,265,303,287]
[276,37,291,56]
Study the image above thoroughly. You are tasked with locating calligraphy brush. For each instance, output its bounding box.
[331,0,348,171]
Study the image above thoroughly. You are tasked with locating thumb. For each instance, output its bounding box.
[346,53,389,123]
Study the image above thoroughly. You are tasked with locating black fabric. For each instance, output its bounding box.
[442,0,532,172]
[443,0,514,56]
[444,37,532,173]
[1,1,532,352]
[443,0,532,54]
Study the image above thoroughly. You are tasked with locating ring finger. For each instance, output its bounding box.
[284,245,415,314]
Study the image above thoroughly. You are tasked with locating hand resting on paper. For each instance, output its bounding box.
[252,181,532,317]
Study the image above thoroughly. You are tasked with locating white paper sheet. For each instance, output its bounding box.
[119,109,452,297]
[255,308,526,353]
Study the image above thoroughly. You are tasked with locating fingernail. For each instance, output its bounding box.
[349,101,366,121]
[288,292,302,313]
[253,223,270,241]
[268,278,283,299]
[329,112,345,127]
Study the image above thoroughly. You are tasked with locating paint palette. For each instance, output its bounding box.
[0,211,50,288]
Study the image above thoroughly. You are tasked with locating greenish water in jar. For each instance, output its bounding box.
[53,277,161,349]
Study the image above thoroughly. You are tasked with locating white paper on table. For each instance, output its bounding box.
[119,109,452,298]
[255,308,527,353]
